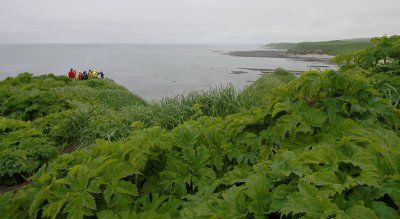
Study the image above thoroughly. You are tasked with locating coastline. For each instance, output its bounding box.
[227,49,334,63]
[239,67,303,75]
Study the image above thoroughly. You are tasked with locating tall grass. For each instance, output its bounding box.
[1,74,149,148]
[47,85,251,147]
[53,86,147,109]
[125,85,246,129]
[240,68,296,103]
[34,70,296,148]
[38,105,136,148]
[125,69,296,130]
[52,78,147,109]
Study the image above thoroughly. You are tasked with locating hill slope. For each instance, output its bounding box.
[267,38,372,55]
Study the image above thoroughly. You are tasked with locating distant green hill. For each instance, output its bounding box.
[267,38,372,55]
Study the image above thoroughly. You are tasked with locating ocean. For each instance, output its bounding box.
[0,44,335,101]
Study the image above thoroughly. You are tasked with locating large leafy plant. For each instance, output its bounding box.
[2,66,399,218]
[0,118,58,185]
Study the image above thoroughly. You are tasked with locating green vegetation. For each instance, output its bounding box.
[0,118,57,185]
[241,68,296,101]
[0,73,146,121]
[0,74,147,184]
[0,71,279,187]
[127,69,295,130]
[1,35,400,218]
[125,85,253,130]
[333,35,400,108]
[267,38,372,55]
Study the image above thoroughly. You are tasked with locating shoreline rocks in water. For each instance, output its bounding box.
[227,50,333,63]
[229,70,248,74]
[238,65,335,76]
[239,67,303,75]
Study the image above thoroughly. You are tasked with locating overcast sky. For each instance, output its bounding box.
[0,0,398,44]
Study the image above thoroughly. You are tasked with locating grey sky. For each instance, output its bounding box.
[0,0,398,44]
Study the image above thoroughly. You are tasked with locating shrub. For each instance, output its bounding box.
[0,118,58,185]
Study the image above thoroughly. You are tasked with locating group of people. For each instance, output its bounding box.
[68,68,105,80]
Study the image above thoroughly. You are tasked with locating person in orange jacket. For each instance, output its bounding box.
[77,71,83,80]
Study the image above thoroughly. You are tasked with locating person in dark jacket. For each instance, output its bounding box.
[82,71,88,80]
[99,71,104,78]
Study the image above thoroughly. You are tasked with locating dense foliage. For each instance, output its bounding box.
[0,118,58,185]
[0,73,71,121]
[0,74,147,185]
[0,70,274,187]
[1,36,399,218]
[333,35,400,107]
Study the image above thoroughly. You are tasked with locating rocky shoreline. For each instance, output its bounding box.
[227,49,334,63]
[239,67,303,75]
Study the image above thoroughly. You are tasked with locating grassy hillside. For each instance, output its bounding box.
[0,72,282,186]
[0,74,148,185]
[0,73,147,120]
[267,38,372,55]
[240,68,296,102]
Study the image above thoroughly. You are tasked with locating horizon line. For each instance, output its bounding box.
[0,36,373,45]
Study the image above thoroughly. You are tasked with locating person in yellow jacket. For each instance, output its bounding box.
[92,69,98,78]
[88,70,93,79]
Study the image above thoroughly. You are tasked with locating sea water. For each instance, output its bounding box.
[0,44,335,101]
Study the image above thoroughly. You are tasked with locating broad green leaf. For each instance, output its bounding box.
[337,204,378,219]
[0,192,13,210]
[268,184,297,213]
[221,186,247,218]
[97,210,120,219]
[270,151,311,179]
[376,180,400,208]
[174,124,200,148]
[63,191,96,218]
[160,158,191,196]
[295,71,323,98]
[281,181,340,218]
[29,186,50,217]
[367,201,399,219]
[245,174,272,216]
[302,171,345,195]
[42,197,68,219]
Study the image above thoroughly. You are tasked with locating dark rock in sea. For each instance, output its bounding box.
[227,50,287,58]
[229,70,248,74]
[240,67,303,75]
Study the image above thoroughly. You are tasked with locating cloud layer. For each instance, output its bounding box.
[1,0,398,43]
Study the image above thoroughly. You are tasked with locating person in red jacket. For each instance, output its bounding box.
[68,68,75,79]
